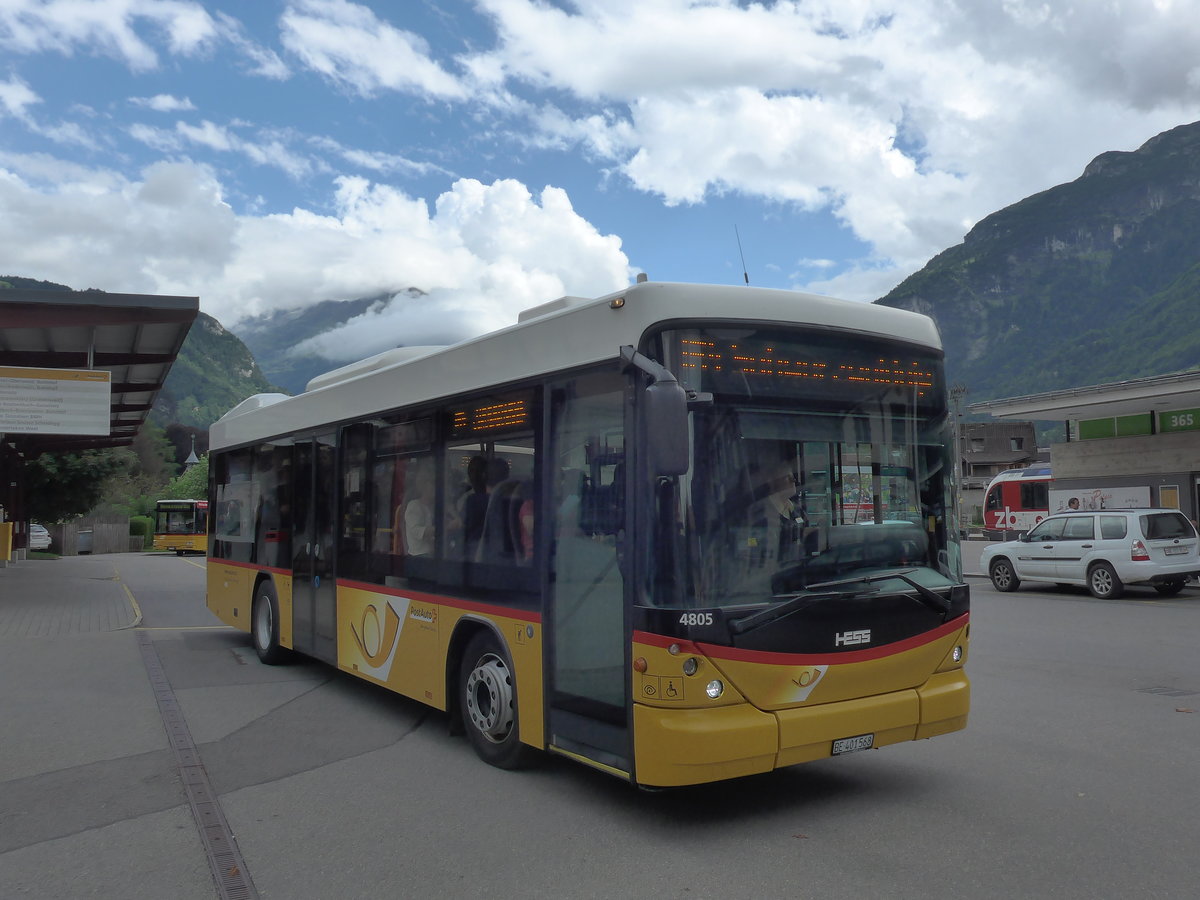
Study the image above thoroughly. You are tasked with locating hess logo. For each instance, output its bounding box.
[834,629,871,647]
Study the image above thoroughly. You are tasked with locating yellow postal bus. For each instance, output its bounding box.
[206,280,969,787]
[154,498,208,555]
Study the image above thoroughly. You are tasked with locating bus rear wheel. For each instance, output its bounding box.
[252,581,290,665]
[459,631,535,770]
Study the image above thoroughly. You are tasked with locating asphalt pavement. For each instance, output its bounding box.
[1,553,220,899]
[0,545,997,899]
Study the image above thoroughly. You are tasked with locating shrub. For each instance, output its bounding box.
[129,516,154,541]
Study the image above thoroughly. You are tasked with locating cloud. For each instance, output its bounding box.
[279,0,468,99]
[0,75,93,147]
[468,0,1200,293]
[289,177,633,360]
[127,119,319,180]
[0,0,283,76]
[0,0,215,70]
[0,158,237,294]
[308,136,452,178]
[130,94,197,113]
[0,75,39,122]
[6,0,1200,333]
[126,116,452,186]
[213,10,289,80]
[0,158,632,358]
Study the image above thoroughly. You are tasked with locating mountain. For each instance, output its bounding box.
[155,311,281,430]
[0,275,73,291]
[232,288,425,394]
[876,121,1200,405]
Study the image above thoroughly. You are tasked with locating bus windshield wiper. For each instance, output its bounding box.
[728,585,880,636]
[806,569,952,618]
[728,569,951,637]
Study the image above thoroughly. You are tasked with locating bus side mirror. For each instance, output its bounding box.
[644,380,690,477]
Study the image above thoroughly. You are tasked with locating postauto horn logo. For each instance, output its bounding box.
[351,597,409,680]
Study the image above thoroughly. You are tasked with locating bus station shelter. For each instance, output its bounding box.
[0,288,198,558]
[969,370,1200,521]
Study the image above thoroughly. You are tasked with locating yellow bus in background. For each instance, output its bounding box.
[154,499,208,556]
[205,280,970,787]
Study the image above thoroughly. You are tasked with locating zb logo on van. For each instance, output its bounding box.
[350,597,410,680]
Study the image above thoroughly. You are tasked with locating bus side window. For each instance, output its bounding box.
[366,417,435,587]
[253,440,291,569]
[338,424,372,583]
[213,447,255,564]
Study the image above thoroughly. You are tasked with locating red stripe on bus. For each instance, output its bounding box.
[336,578,542,623]
[206,558,292,576]
[633,613,969,665]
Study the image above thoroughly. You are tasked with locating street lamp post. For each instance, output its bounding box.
[949,384,968,537]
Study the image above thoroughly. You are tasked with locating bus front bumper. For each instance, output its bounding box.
[632,670,970,788]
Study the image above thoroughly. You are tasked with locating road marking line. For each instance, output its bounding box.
[110,562,143,629]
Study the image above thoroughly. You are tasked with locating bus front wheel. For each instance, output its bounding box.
[252,581,290,665]
[459,631,535,770]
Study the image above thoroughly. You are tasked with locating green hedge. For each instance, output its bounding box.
[129,516,153,541]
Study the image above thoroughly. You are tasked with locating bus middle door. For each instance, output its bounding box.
[291,433,338,663]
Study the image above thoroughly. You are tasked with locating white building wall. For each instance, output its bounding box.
[1051,432,1200,480]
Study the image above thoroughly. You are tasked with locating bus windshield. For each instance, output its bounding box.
[649,325,959,610]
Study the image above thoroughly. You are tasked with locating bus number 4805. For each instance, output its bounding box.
[679,612,714,626]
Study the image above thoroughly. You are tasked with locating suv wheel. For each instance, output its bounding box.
[989,558,1020,592]
[1088,562,1125,600]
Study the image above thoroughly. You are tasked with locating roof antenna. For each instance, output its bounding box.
[734,225,749,284]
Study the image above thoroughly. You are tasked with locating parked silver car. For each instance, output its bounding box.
[29,522,51,551]
[980,509,1200,599]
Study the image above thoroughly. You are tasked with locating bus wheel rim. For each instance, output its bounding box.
[255,598,273,648]
[465,653,514,743]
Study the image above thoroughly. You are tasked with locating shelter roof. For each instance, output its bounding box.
[969,370,1200,421]
[0,288,198,454]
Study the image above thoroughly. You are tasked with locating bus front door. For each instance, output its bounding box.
[291,433,338,664]
[546,371,631,776]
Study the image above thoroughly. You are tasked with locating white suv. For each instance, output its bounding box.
[981,509,1200,599]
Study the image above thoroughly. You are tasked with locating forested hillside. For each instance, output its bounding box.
[877,121,1200,403]
[155,312,281,430]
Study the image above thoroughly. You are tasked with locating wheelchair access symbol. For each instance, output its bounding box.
[641,676,684,701]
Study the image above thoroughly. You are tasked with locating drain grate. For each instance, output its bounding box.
[1138,685,1199,698]
[137,631,259,900]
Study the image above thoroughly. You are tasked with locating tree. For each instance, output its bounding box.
[25,449,132,523]
[165,456,209,500]
[90,421,180,517]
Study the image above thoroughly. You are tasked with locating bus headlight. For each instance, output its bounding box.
[706,679,724,699]
[682,657,699,676]
[952,645,963,663]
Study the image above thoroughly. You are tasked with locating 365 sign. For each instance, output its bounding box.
[1159,408,1200,434]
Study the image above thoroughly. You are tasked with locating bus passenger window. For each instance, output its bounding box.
[441,388,539,585]
[364,417,434,587]
[403,457,436,557]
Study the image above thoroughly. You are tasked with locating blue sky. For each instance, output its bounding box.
[3,0,1200,362]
